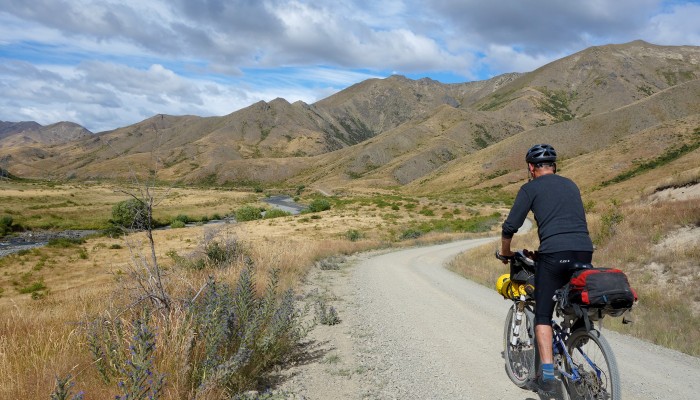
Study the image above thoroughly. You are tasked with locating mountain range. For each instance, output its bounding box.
[1,40,699,201]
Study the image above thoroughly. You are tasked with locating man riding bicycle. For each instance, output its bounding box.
[499,144,594,396]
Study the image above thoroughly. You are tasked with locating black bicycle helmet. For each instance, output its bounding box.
[525,144,557,163]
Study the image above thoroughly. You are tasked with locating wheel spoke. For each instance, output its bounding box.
[564,329,620,400]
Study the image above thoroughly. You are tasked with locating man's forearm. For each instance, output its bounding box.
[501,236,513,257]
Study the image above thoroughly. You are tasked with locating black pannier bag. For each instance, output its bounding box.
[559,267,637,325]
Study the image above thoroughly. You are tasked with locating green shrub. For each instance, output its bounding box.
[345,229,363,242]
[400,229,423,240]
[0,215,14,237]
[173,214,190,224]
[170,220,186,229]
[109,244,122,250]
[111,198,150,230]
[419,208,435,216]
[235,205,263,222]
[308,198,331,212]
[263,209,291,219]
[18,281,47,294]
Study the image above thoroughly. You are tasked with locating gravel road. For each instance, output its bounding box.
[285,236,700,399]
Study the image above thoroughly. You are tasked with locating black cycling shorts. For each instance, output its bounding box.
[534,250,593,325]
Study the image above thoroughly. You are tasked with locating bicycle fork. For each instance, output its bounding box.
[511,301,532,347]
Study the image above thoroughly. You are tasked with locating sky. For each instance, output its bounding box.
[1,0,700,133]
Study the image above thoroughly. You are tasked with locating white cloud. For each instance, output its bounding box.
[642,3,700,45]
[481,45,562,75]
[1,0,699,132]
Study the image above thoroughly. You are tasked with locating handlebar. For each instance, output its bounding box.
[495,249,535,268]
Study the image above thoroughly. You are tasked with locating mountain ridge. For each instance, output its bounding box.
[1,40,699,202]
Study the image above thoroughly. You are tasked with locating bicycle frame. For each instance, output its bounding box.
[552,321,581,382]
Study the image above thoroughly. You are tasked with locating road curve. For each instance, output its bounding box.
[348,237,700,400]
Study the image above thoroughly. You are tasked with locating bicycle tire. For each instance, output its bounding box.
[503,304,536,388]
[563,328,621,400]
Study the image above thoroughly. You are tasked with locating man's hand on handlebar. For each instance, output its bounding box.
[522,249,538,261]
[495,250,514,264]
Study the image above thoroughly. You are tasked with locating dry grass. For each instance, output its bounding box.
[0,181,257,230]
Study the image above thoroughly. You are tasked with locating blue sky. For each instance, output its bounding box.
[1,0,700,132]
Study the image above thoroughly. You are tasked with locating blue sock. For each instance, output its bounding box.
[541,363,555,381]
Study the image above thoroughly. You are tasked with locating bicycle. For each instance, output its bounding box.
[496,250,622,400]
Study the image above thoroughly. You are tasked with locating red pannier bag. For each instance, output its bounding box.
[565,268,638,317]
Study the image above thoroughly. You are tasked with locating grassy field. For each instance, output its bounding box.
[0,180,503,399]
[0,180,265,230]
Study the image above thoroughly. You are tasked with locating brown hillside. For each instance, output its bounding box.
[410,78,700,199]
[0,121,91,149]
[0,40,698,198]
[474,41,700,129]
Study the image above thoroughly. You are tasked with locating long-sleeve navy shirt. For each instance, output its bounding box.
[502,174,593,253]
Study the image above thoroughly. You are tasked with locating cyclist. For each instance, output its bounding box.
[499,144,594,396]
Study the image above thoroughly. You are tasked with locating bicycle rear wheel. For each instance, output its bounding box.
[564,329,621,400]
[503,304,536,388]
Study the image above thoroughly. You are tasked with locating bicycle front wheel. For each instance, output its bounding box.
[503,304,536,388]
[564,328,621,400]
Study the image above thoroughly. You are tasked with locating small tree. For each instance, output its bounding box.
[0,215,13,237]
[111,199,151,231]
[235,205,263,222]
[308,198,331,212]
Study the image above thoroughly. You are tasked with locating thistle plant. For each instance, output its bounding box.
[49,374,84,400]
[187,264,306,396]
[314,295,340,326]
[85,311,165,399]
[115,311,165,400]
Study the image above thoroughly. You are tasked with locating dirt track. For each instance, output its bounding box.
[283,236,700,399]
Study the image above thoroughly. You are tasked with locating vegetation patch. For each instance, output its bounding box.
[473,124,495,149]
[601,132,700,187]
[235,205,264,222]
[345,229,363,242]
[263,208,291,219]
[307,198,331,213]
[477,89,517,111]
[411,212,500,235]
[0,215,16,237]
[535,87,575,122]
